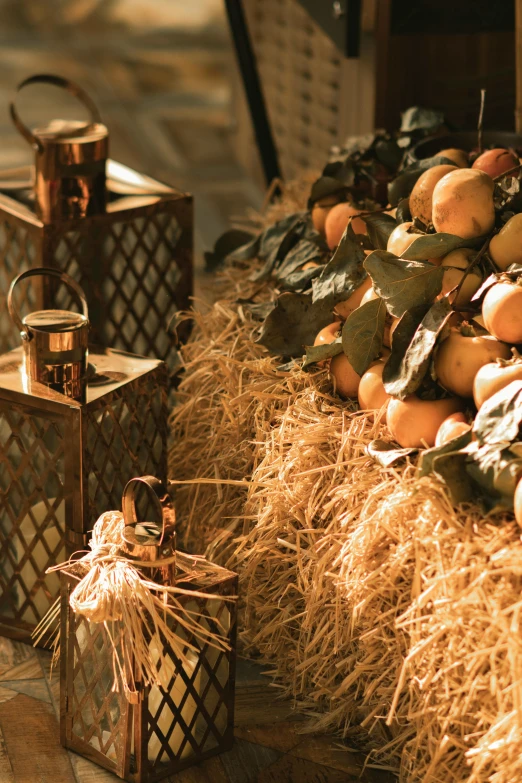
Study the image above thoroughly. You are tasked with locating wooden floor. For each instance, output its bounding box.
[0,637,395,783]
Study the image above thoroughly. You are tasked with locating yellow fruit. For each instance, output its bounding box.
[335,277,373,319]
[387,222,420,257]
[432,168,495,239]
[435,412,470,447]
[438,148,469,167]
[314,321,341,346]
[410,164,457,225]
[439,248,483,306]
[473,358,522,409]
[329,353,361,398]
[325,203,367,249]
[360,287,379,306]
[483,282,522,344]
[472,148,519,179]
[434,327,511,398]
[311,195,343,235]
[489,214,522,271]
[358,361,390,410]
[387,395,465,448]
[514,477,522,527]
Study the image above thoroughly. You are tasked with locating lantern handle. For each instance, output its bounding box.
[10,74,103,153]
[122,476,176,548]
[8,266,89,341]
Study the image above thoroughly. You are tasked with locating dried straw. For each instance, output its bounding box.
[169,214,522,783]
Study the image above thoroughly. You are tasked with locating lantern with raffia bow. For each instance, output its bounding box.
[57,475,237,781]
[0,268,167,645]
[0,74,192,378]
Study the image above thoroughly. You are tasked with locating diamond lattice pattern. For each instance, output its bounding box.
[51,209,184,373]
[0,219,39,355]
[145,596,232,771]
[0,405,66,629]
[71,615,125,766]
[84,378,166,526]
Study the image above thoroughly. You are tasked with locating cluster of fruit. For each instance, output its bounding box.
[311,145,522,464]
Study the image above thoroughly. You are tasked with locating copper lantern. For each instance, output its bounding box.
[60,476,238,781]
[0,74,192,378]
[0,268,168,644]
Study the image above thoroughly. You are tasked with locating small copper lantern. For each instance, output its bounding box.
[0,268,168,644]
[60,476,238,781]
[0,74,192,377]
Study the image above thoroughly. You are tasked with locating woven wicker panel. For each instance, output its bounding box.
[83,369,168,529]
[236,0,376,183]
[0,404,66,632]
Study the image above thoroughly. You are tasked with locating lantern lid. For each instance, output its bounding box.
[23,309,88,333]
[33,118,108,145]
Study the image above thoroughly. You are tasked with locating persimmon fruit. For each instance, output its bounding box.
[358,361,390,410]
[435,412,471,447]
[482,282,522,344]
[434,327,511,398]
[432,168,495,239]
[329,353,361,399]
[386,395,465,448]
[472,148,519,179]
[489,213,522,270]
[473,357,522,409]
[325,203,367,249]
[409,164,457,225]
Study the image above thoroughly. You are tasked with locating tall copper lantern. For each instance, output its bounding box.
[0,74,192,378]
[60,476,238,782]
[0,268,168,644]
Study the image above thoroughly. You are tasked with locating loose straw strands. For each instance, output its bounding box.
[169,219,522,782]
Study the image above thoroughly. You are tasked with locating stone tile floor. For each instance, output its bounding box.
[0,636,396,782]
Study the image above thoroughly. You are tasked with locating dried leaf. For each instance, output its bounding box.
[383,299,453,399]
[365,251,443,318]
[367,440,418,467]
[361,213,397,250]
[302,337,343,369]
[342,298,386,376]
[396,198,412,225]
[257,292,334,357]
[239,212,310,281]
[311,230,366,307]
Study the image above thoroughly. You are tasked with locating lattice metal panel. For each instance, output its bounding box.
[0,404,66,633]
[83,372,167,526]
[61,558,237,782]
[50,206,187,370]
[0,217,42,355]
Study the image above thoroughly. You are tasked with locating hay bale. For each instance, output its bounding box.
[169,266,522,783]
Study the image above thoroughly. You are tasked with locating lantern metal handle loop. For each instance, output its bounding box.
[8,266,89,341]
[122,475,176,548]
[10,74,103,153]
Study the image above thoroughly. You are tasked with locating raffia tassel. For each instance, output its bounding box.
[34,509,235,703]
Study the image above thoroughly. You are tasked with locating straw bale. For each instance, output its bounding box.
[169,231,522,783]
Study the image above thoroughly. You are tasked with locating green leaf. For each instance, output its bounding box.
[275,238,325,284]
[388,155,458,206]
[204,229,256,271]
[419,428,473,478]
[367,440,418,467]
[311,230,366,307]
[342,298,386,376]
[364,251,444,318]
[473,380,522,447]
[361,213,397,250]
[400,107,444,133]
[432,451,474,504]
[466,442,522,509]
[403,233,483,261]
[257,293,334,357]
[308,177,347,207]
[396,198,411,225]
[383,299,453,399]
[302,337,343,369]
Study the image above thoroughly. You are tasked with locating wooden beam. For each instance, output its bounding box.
[516,0,522,131]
